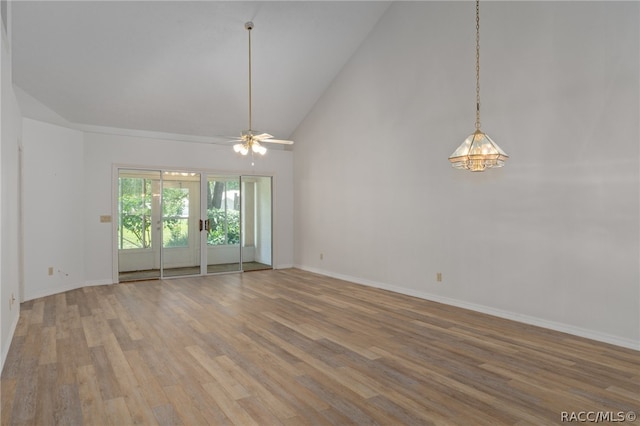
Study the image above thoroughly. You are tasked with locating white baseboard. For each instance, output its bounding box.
[84,279,114,287]
[295,264,640,351]
[24,279,114,302]
[274,264,294,270]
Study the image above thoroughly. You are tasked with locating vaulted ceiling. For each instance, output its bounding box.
[12,1,389,141]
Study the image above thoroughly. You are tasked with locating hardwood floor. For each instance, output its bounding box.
[2,269,638,425]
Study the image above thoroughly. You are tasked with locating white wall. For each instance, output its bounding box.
[1,7,23,369]
[293,2,639,349]
[83,131,294,282]
[22,119,85,300]
[19,122,294,297]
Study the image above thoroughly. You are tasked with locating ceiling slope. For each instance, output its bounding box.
[12,1,389,141]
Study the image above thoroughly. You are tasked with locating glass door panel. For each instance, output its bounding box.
[118,169,162,281]
[206,176,241,273]
[117,170,273,280]
[161,171,201,277]
[241,176,272,271]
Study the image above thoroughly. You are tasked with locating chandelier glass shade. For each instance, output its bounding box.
[449,130,508,172]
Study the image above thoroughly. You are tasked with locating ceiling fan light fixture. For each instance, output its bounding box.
[234,143,249,155]
[230,21,294,161]
[252,142,267,155]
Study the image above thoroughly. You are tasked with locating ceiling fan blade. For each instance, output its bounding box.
[253,133,273,140]
[203,134,243,146]
[262,138,294,145]
[212,137,242,143]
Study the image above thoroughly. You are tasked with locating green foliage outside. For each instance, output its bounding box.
[207,179,240,246]
[208,208,240,245]
[119,177,239,249]
[119,178,152,249]
[162,187,189,247]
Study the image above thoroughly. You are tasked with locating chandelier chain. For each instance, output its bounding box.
[475,0,481,131]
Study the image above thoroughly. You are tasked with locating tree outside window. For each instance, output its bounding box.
[118,177,152,249]
[207,180,240,245]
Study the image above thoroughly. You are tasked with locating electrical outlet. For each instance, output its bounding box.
[437,272,442,282]
[48,267,54,276]
[320,253,324,260]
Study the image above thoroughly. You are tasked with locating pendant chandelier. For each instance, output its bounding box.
[449,0,508,172]
[232,22,293,161]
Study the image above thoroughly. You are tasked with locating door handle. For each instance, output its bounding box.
[204,219,210,231]
[199,219,204,232]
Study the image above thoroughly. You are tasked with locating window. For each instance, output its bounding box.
[162,186,190,248]
[118,177,152,249]
[207,179,240,245]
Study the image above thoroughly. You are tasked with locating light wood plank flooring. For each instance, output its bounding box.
[2,269,638,425]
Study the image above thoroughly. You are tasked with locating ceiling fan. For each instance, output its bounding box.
[231,21,293,160]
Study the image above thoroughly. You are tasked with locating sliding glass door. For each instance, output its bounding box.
[161,171,201,277]
[117,169,272,281]
[118,169,161,280]
[205,175,241,273]
[241,176,272,271]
